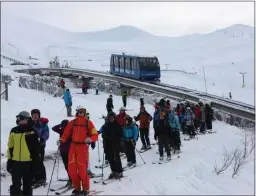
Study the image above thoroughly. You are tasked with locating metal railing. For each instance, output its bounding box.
[1,74,12,101]
[18,76,64,97]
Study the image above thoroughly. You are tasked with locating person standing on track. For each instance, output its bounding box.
[58,106,98,196]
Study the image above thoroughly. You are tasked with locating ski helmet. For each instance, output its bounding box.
[76,105,86,112]
[119,106,126,111]
[31,109,41,118]
[60,119,69,128]
[16,111,31,123]
[126,116,133,124]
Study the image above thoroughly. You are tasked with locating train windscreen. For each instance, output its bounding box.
[138,57,159,67]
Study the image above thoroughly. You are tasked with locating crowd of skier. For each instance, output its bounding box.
[6,86,214,196]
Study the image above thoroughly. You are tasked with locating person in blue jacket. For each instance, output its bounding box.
[30,109,49,187]
[123,116,139,167]
[153,105,160,133]
[63,89,72,117]
[168,110,181,152]
[98,118,109,165]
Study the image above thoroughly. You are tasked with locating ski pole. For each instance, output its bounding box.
[97,140,101,163]
[101,146,105,181]
[132,141,146,164]
[56,151,60,180]
[47,148,59,196]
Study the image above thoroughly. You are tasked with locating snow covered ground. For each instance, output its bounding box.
[1,76,254,195]
[1,11,254,104]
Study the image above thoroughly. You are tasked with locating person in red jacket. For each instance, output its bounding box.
[59,78,65,89]
[58,106,98,196]
[116,107,130,128]
[116,107,130,155]
[134,106,152,150]
[82,82,87,94]
[194,104,200,130]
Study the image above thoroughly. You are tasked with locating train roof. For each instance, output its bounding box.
[111,54,158,59]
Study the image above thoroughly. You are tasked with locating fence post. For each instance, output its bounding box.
[5,82,8,101]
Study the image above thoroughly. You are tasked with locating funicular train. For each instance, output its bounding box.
[109,54,161,82]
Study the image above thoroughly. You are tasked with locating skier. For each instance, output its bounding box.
[82,82,87,94]
[134,106,152,150]
[198,102,206,133]
[193,104,200,130]
[168,110,181,152]
[31,109,49,187]
[64,89,72,117]
[123,116,139,167]
[95,85,99,95]
[178,104,186,134]
[154,112,171,161]
[84,110,97,178]
[59,78,65,89]
[205,104,214,132]
[7,111,40,196]
[229,92,232,99]
[58,106,98,196]
[101,112,123,179]
[98,121,109,166]
[153,105,160,142]
[106,94,114,113]
[122,91,127,108]
[165,100,171,111]
[52,120,72,186]
[184,107,196,138]
[140,97,144,107]
[116,107,130,156]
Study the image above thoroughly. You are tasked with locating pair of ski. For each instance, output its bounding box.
[93,175,127,185]
[152,154,181,164]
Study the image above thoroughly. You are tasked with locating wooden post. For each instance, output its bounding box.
[5,82,8,101]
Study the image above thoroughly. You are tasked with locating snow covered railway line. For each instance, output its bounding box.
[157,83,255,111]
[14,67,255,121]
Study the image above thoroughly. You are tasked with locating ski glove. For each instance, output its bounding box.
[57,140,62,146]
[70,102,72,106]
[40,138,45,146]
[91,142,95,150]
[154,133,158,141]
[85,138,92,144]
[7,159,12,173]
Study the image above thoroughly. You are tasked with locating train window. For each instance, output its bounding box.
[125,57,130,70]
[114,56,119,67]
[119,57,124,68]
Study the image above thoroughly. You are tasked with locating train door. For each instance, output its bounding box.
[114,56,120,73]
[125,57,131,75]
[110,55,114,73]
[119,56,124,73]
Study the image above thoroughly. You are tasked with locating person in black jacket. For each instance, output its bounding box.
[154,111,171,161]
[205,104,214,131]
[106,95,114,113]
[7,111,40,196]
[102,112,123,179]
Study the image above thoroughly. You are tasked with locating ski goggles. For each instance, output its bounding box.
[16,115,30,121]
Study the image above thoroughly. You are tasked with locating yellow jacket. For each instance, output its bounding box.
[7,125,40,162]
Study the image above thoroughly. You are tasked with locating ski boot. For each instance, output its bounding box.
[71,189,80,196]
[141,146,147,151]
[80,190,90,196]
[147,145,151,150]
[167,156,172,161]
[126,162,132,167]
[159,156,164,161]
[108,171,116,179]
[115,172,123,179]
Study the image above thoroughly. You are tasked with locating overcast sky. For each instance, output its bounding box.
[1,2,254,36]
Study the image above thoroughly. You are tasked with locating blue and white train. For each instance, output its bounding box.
[109,54,161,81]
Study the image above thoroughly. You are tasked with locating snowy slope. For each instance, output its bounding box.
[0,75,254,195]
[1,12,254,104]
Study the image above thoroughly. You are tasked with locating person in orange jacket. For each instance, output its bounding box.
[57,105,98,196]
